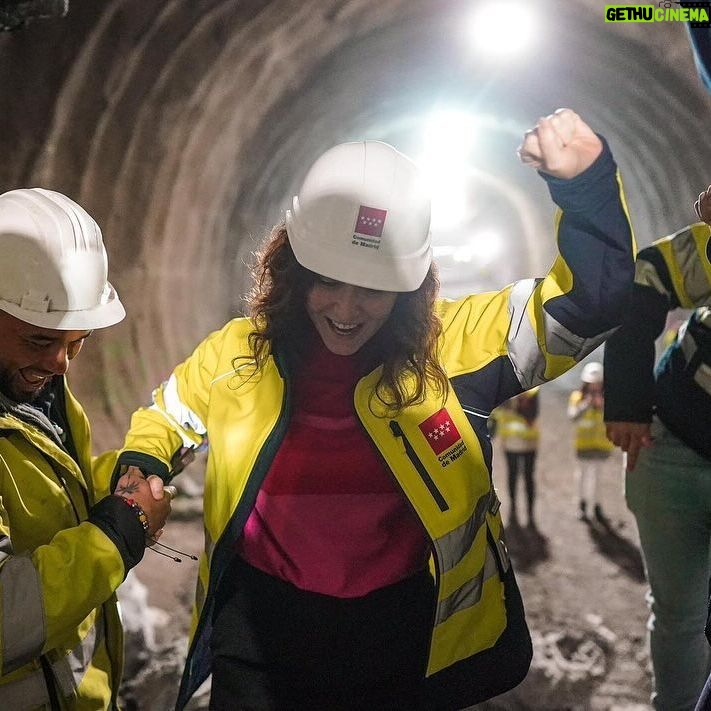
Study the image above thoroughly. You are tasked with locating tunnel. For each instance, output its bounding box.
[2,0,709,447]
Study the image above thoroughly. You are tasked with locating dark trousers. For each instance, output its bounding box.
[505,450,537,519]
[210,556,434,710]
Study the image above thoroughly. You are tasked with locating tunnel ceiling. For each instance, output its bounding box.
[1,0,710,447]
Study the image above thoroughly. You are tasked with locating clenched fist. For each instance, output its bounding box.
[518,108,603,180]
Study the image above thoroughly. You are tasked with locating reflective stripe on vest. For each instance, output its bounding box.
[435,540,501,625]
[66,617,104,692]
[0,621,103,708]
[655,225,711,308]
[507,280,611,389]
[0,553,45,674]
[436,491,492,575]
[150,373,207,448]
[507,280,548,389]
[0,664,51,710]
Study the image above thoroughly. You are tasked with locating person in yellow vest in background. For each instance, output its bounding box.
[568,361,614,522]
[495,388,540,529]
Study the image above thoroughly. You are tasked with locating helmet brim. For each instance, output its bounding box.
[0,282,126,330]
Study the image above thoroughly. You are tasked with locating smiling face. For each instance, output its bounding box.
[305,276,398,356]
[0,310,91,403]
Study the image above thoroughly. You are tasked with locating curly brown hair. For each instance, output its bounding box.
[243,222,449,412]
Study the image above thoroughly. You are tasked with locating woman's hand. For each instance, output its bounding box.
[518,109,603,179]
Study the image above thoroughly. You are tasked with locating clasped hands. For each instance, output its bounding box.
[114,465,173,540]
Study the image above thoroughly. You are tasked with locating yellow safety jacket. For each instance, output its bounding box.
[493,390,540,450]
[604,222,711,459]
[115,141,635,709]
[568,391,614,454]
[0,381,125,710]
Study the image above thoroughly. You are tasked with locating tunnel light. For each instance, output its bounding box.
[434,228,504,266]
[468,1,537,58]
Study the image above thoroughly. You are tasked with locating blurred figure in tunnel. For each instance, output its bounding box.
[0,189,172,709]
[605,185,711,711]
[568,362,614,523]
[113,108,635,710]
[493,387,540,529]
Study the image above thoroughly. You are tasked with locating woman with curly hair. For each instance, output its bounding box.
[113,108,635,710]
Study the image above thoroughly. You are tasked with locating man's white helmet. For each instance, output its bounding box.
[0,188,125,330]
[581,361,604,384]
[285,140,432,292]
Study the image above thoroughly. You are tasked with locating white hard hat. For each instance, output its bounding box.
[285,140,432,292]
[581,362,604,384]
[0,188,125,330]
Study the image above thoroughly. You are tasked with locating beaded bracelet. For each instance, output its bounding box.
[119,496,149,534]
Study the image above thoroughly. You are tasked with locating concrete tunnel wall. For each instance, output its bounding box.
[1,0,710,449]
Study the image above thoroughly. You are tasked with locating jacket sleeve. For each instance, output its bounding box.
[439,137,636,408]
[112,321,231,485]
[603,224,711,422]
[0,465,143,675]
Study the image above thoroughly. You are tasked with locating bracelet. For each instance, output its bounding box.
[118,496,149,534]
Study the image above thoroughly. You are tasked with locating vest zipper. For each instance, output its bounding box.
[389,420,449,512]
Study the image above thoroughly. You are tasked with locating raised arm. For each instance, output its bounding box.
[438,109,635,411]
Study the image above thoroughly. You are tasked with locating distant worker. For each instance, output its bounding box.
[0,188,172,708]
[495,388,541,529]
[568,362,613,522]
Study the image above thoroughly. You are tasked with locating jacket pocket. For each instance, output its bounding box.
[389,420,449,512]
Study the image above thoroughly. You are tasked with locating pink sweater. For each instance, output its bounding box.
[236,339,430,598]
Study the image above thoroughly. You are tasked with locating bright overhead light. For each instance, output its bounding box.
[469,1,537,58]
[439,229,504,265]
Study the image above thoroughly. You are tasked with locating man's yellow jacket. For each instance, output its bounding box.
[0,381,125,710]
[115,141,636,709]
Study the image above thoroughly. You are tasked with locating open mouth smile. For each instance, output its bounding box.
[326,318,362,336]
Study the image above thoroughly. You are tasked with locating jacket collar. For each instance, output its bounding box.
[0,377,65,448]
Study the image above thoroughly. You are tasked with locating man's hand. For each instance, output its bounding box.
[518,109,603,179]
[605,421,653,472]
[694,185,711,224]
[114,465,172,537]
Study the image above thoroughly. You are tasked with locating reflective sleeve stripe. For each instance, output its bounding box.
[507,279,548,390]
[65,618,103,692]
[666,227,711,307]
[0,556,46,674]
[506,280,610,389]
[433,492,491,574]
[542,312,614,361]
[434,543,500,625]
[634,259,671,298]
[149,374,207,448]
[0,653,75,709]
[0,620,102,706]
[0,665,50,709]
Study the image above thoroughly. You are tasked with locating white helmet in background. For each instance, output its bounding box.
[285,140,432,292]
[581,361,604,384]
[0,188,125,330]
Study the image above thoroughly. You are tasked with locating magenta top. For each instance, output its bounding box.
[236,337,430,598]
